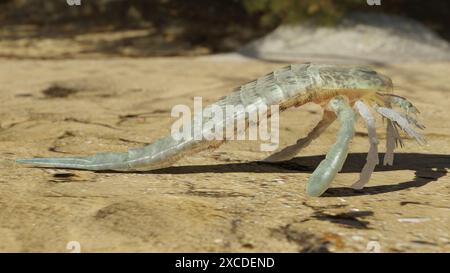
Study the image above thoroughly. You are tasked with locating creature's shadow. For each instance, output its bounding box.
[134,153,449,197]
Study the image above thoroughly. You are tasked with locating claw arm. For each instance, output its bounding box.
[264,110,336,162]
[351,100,379,189]
[306,96,356,197]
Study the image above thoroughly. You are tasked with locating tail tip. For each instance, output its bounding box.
[15,158,30,164]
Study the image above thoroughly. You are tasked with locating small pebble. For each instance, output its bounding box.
[273,178,285,184]
[352,235,364,241]
[398,217,431,223]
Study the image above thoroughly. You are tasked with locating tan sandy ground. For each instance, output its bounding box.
[0,56,449,252]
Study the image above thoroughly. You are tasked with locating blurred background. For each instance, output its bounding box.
[0,0,449,61]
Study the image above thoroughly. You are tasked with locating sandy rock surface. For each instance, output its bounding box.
[0,57,449,252]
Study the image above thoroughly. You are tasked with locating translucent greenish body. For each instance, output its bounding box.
[16,63,424,197]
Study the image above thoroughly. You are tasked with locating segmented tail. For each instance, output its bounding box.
[16,153,129,171]
[16,135,204,171]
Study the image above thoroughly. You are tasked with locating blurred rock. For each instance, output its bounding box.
[239,12,450,64]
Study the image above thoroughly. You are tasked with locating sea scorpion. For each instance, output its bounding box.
[16,64,425,197]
